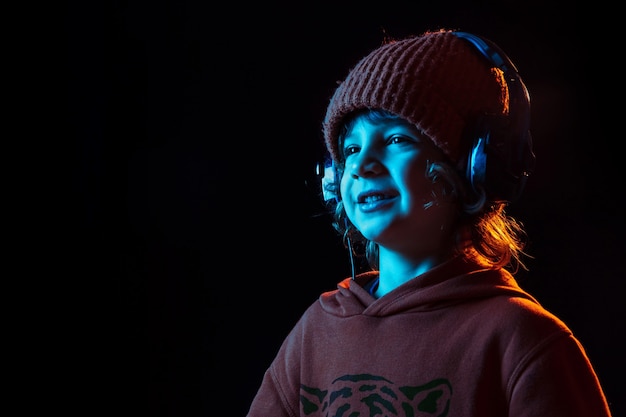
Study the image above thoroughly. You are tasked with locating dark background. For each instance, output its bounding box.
[62,1,624,416]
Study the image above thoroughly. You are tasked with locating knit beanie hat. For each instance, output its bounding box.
[323,29,509,166]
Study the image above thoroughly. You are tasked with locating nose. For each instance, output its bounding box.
[348,150,383,179]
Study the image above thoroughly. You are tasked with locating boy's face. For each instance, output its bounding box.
[340,113,458,257]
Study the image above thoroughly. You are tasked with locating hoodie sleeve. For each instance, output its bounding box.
[508,331,612,416]
[246,366,294,417]
[247,310,309,417]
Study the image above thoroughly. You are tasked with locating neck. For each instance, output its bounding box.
[375,248,449,298]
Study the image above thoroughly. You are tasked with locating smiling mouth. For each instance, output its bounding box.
[359,194,393,203]
[357,192,396,212]
[357,190,398,204]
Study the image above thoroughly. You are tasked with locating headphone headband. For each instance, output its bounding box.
[453,31,535,203]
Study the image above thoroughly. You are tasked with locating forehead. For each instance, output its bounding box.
[340,111,437,149]
[340,111,414,141]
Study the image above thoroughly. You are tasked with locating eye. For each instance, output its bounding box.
[387,134,416,146]
[343,144,360,158]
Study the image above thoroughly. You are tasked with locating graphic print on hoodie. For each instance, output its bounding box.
[301,373,452,416]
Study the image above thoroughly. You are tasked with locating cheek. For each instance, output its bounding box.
[337,168,350,196]
[401,163,431,194]
[339,172,349,201]
[339,175,357,216]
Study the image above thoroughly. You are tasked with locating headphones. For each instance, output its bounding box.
[318,31,536,204]
[453,31,535,203]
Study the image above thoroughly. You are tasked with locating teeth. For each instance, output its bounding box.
[363,195,386,203]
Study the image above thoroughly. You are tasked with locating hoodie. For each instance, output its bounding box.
[247,256,611,417]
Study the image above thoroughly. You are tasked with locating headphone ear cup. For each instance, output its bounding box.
[467,114,533,202]
[318,159,340,202]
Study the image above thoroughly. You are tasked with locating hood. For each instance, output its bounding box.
[319,256,537,317]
